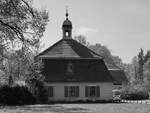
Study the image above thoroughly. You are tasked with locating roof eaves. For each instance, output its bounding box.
[38,56,102,60]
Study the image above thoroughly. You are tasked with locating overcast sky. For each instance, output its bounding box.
[33,0,150,63]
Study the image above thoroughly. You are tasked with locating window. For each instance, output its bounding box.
[85,86,100,97]
[67,62,74,73]
[64,86,79,97]
[65,31,69,37]
[47,86,53,97]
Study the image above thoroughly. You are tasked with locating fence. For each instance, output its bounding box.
[121,100,150,104]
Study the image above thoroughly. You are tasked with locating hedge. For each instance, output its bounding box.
[121,85,149,100]
[0,85,36,105]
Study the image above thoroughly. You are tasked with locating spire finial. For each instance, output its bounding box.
[66,6,68,19]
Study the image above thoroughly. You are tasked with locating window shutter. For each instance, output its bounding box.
[76,86,79,97]
[64,86,68,97]
[96,86,100,97]
[85,86,88,97]
[48,86,53,97]
[50,87,54,97]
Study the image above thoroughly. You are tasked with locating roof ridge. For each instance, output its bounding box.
[62,39,76,57]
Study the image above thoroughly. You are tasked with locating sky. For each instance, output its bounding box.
[33,0,150,63]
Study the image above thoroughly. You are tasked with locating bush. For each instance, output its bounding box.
[121,85,149,100]
[34,81,48,104]
[0,85,36,105]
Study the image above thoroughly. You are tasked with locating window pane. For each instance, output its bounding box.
[90,86,96,97]
[85,86,100,97]
[65,86,79,97]
[70,86,76,97]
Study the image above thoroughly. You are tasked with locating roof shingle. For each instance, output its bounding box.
[109,69,128,84]
[38,39,102,59]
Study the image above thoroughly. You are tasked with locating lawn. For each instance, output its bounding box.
[0,103,150,113]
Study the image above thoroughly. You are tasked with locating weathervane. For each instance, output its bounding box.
[66,6,69,19]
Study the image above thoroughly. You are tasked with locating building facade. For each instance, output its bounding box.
[38,11,114,102]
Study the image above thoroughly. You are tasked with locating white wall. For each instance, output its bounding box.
[45,82,113,101]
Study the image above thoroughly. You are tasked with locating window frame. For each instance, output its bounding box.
[47,86,54,97]
[64,86,79,97]
[85,85,100,97]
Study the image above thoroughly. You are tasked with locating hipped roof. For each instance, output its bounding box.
[38,38,103,59]
[109,69,128,84]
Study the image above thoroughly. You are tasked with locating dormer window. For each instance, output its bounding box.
[67,62,74,73]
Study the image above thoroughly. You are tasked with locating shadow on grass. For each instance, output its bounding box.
[0,104,91,113]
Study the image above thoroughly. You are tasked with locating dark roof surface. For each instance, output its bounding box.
[43,59,113,83]
[109,69,128,84]
[38,39,102,59]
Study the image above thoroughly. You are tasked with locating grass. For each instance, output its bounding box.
[0,103,150,113]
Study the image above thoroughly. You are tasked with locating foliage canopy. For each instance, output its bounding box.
[0,0,49,53]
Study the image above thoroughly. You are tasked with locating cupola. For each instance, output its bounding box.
[62,8,72,39]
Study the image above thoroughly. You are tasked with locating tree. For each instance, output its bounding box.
[142,50,150,89]
[144,52,150,80]
[74,35,124,69]
[137,49,150,83]
[25,59,48,103]
[137,49,145,82]
[0,0,49,92]
[0,47,34,86]
[112,56,124,69]
[125,56,139,84]
[89,43,118,68]
[74,35,89,47]
[125,49,150,85]
[0,0,49,53]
